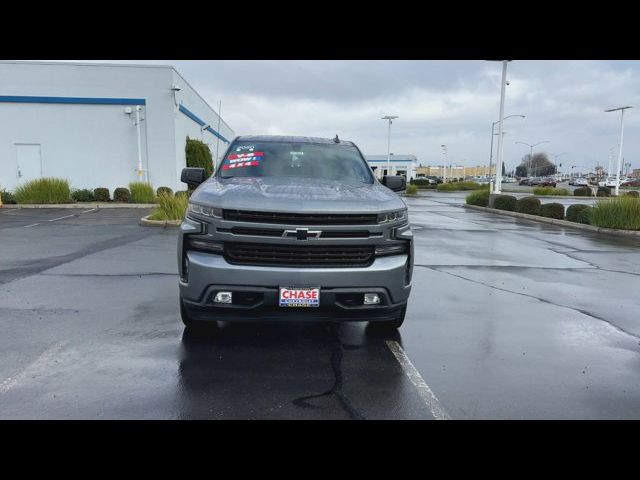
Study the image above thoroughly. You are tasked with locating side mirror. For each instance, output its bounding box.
[181,167,206,187]
[382,175,406,192]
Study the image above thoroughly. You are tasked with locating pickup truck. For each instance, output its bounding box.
[177,135,413,331]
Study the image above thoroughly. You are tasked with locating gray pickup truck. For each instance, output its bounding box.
[177,135,413,330]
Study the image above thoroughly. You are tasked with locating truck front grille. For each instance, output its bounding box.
[224,242,375,267]
[223,209,378,225]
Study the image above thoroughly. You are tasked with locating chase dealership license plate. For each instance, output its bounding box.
[279,287,320,308]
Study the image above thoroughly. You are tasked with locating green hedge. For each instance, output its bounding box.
[624,190,639,198]
[540,202,565,219]
[566,204,590,222]
[465,189,490,207]
[516,197,541,215]
[405,184,418,195]
[129,182,155,203]
[437,181,482,192]
[94,188,110,202]
[1,190,17,204]
[15,178,71,204]
[114,187,131,202]
[533,187,570,196]
[493,194,517,211]
[574,187,592,197]
[577,206,592,224]
[589,197,640,230]
[597,186,611,197]
[175,190,193,199]
[156,186,173,197]
[148,192,188,221]
[71,188,95,202]
[186,136,214,178]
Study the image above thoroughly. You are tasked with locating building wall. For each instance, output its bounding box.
[0,61,236,194]
[171,69,236,190]
[365,155,417,179]
[416,165,495,178]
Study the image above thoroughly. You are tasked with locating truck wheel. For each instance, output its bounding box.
[180,297,217,331]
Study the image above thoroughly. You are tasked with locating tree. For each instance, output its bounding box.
[519,152,556,176]
[515,165,528,177]
[185,136,214,179]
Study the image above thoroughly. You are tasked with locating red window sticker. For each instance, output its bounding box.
[227,151,264,161]
[222,160,260,170]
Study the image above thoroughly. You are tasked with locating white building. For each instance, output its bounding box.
[0,61,235,194]
[365,154,417,180]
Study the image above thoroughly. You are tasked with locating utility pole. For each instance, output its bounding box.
[382,115,399,176]
[494,60,510,194]
[605,106,632,196]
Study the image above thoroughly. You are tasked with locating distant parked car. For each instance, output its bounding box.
[503,177,516,183]
[621,178,640,187]
[519,177,531,185]
[574,178,589,187]
[540,177,557,187]
[529,177,543,186]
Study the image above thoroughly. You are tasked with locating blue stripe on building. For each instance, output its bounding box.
[178,104,229,144]
[0,95,146,105]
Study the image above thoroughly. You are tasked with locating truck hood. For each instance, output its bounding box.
[189,176,406,213]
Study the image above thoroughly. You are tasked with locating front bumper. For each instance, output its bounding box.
[179,252,411,322]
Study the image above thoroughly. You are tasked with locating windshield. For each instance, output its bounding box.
[217,141,374,184]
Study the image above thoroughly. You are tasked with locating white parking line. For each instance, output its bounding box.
[0,343,66,395]
[48,214,75,222]
[386,340,451,420]
[23,223,40,228]
[81,208,97,214]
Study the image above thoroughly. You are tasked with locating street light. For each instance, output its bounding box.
[490,60,512,194]
[441,144,448,182]
[489,114,525,192]
[550,152,568,178]
[382,115,399,177]
[605,106,632,196]
[515,140,551,177]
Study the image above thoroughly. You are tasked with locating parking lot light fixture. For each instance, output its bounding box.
[489,114,525,192]
[382,115,399,177]
[605,106,633,195]
[515,140,550,177]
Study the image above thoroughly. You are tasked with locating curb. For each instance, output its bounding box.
[463,204,640,237]
[140,215,181,228]
[1,203,156,209]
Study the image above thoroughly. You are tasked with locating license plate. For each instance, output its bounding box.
[279,287,320,308]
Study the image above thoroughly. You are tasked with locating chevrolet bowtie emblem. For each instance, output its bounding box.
[283,228,322,240]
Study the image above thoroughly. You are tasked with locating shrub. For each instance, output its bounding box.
[185,137,214,178]
[597,186,611,197]
[405,184,418,195]
[15,178,71,204]
[148,192,189,221]
[437,183,458,192]
[493,194,517,211]
[113,187,131,202]
[466,189,490,207]
[533,187,570,196]
[540,202,565,220]
[624,190,639,198]
[516,197,542,216]
[574,187,592,197]
[129,182,155,203]
[71,188,95,202]
[576,207,592,224]
[1,190,17,204]
[94,188,110,202]
[156,186,173,197]
[566,204,590,222]
[175,190,193,199]
[589,197,640,230]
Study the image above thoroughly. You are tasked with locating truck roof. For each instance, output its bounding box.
[235,135,355,146]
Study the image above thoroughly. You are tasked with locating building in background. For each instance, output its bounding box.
[416,165,495,178]
[365,154,417,180]
[0,61,235,193]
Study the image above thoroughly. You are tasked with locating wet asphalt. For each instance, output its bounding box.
[1,195,639,419]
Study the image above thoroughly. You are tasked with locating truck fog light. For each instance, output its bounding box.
[214,291,233,304]
[364,293,381,305]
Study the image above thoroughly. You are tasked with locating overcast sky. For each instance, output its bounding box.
[86,60,639,173]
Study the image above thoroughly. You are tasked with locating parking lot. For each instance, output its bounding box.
[1,195,640,419]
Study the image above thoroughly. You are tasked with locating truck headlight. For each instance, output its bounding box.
[187,203,222,219]
[377,209,407,224]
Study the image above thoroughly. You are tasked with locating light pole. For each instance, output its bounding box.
[493,60,511,194]
[382,115,399,177]
[605,106,632,196]
[551,152,568,178]
[441,144,448,182]
[515,140,550,177]
[489,114,525,192]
